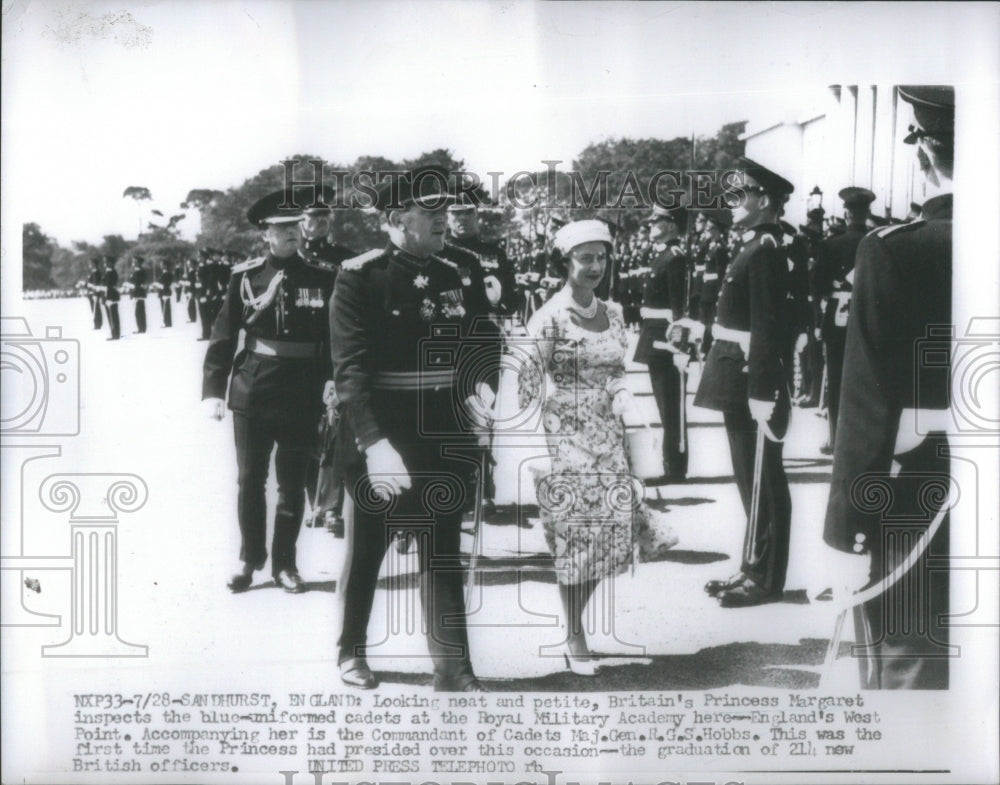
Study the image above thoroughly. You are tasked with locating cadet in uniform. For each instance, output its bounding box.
[447,195,517,319]
[87,257,104,330]
[696,158,794,607]
[297,198,355,533]
[811,187,875,451]
[183,258,198,324]
[129,256,148,333]
[331,168,490,692]
[102,255,122,341]
[444,193,505,514]
[195,250,215,340]
[697,208,733,358]
[796,209,827,407]
[155,260,174,328]
[202,188,339,594]
[632,204,690,482]
[824,86,953,688]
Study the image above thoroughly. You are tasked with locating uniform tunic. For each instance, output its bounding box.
[330,243,487,690]
[824,194,952,688]
[812,224,866,442]
[632,238,689,478]
[694,223,792,594]
[202,251,336,575]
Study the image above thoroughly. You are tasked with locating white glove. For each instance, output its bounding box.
[611,388,639,420]
[465,382,495,435]
[322,380,338,407]
[795,332,808,354]
[364,439,411,500]
[672,352,690,371]
[749,398,780,441]
[483,275,502,306]
[203,397,225,420]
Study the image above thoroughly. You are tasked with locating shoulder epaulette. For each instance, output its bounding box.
[341,248,385,271]
[870,220,924,240]
[761,233,778,247]
[231,256,265,274]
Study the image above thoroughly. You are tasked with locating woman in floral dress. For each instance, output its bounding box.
[518,220,676,675]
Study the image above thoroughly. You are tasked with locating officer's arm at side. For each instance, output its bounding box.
[746,244,786,402]
[201,273,243,402]
[330,269,383,452]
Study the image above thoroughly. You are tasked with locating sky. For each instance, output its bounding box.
[1,1,997,247]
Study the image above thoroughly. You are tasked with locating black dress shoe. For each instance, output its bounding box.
[274,569,307,593]
[227,563,255,593]
[434,676,489,692]
[340,658,377,690]
[718,579,782,608]
[704,572,745,598]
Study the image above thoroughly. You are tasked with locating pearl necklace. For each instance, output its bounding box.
[565,288,599,319]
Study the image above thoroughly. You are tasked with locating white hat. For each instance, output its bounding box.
[552,219,612,254]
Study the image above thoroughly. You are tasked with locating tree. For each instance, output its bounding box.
[22,223,57,290]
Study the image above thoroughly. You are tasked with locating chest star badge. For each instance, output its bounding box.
[413,274,429,289]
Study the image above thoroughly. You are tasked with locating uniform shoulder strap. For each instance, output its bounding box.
[231,256,265,274]
[870,220,924,239]
[341,248,385,271]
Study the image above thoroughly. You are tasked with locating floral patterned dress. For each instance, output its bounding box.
[518,289,673,586]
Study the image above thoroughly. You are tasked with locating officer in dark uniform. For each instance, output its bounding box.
[697,208,733,357]
[129,256,149,333]
[812,187,875,451]
[155,260,174,328]
[102,255,122,341]
[695,158,794,607]
[331,168,490,692]
[297,199,355,533]
[87,257,104,330]
[796,209,826,407]
[444,193,506,514]
[183,258,198,323]
[824,86,953,688]
[195,250,215,340]
[202,188,339,594]
[781,221,811,399]
[447,195,517,318]
[632,204,690,482]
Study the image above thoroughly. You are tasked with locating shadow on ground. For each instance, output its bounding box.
[366,638,852,692]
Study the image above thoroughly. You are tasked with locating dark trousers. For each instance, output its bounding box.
[197,299,213,339]
[187,294,197,322]
[854,435,950,689]
[233,412,311,575]
[90,296,103,329]
[105,302,121,340]
[134,298,147,333]
[338,447,476,689]
[824,330,846,446]
[160,295,172,327]
[648,357,687,478]
[801,333,823,403]
[723,406,791,594]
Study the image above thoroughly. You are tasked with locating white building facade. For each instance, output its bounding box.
[743,85,929,228]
